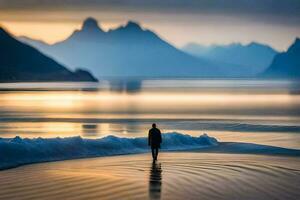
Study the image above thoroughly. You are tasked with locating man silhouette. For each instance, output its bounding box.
[148,123,162,161]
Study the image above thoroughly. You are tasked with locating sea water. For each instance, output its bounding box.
[0,79,299,149]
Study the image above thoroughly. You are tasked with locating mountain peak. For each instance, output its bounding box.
[81,17,103,32]
[294,37,300,45]
[0,27,9,37]
[110,20,144,35]
[0,27,6,32]
[0,27,17,42]
[287,37,300,52]
[248,42,260,47]
[124,21,142,30]
[263,37,300,78]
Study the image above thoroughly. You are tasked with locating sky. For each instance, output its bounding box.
[0,0,300,51]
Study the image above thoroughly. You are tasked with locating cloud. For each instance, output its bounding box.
[0,0,299,15]
[0,0,299,25]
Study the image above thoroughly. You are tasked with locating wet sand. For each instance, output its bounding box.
[0,152,300,200]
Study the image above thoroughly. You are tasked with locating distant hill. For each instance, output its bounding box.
[263,38,300,78]
[0,27,97,82]
[182,42,278,75]
[20,17,250,78]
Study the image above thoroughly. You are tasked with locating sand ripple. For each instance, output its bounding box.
[0,153,300,200]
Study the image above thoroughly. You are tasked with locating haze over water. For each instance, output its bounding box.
[0,79,300,149]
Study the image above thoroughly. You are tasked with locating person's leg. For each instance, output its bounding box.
[155,147,159,160]
[151,147,155,160]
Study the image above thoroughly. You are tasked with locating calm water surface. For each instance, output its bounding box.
[0,79,299,149]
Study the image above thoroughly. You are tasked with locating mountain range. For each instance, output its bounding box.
[182,42,278,75]
[20,17,255,78]
[0,17,297,80]
[0,27,97,82]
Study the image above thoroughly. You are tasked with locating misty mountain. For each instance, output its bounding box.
[20,17,248,78]
[182,42,278,75]
[0,27,97,82]
[263,38,300,78]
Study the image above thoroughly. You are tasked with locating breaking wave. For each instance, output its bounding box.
[0,132,217,170]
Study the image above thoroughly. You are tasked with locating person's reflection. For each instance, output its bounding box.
[149,162,162,200]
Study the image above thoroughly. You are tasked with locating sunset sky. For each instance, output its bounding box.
[0,0,300,50]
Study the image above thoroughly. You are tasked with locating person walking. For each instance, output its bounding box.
[148,123,162,161]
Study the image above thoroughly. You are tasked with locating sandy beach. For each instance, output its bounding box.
[1,152,300,200]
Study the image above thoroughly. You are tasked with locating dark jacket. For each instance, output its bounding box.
[148,128,162,148]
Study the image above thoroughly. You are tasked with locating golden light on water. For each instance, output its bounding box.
[99,123,111,135]
[0,88,299,148]
[0,91,299,112]
[0,122,80,137]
